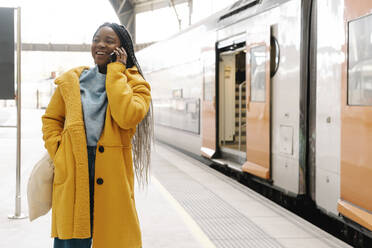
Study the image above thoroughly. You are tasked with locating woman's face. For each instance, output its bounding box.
[91,26,121,67]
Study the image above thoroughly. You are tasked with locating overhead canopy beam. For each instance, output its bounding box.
[22,43,91,52]
[117,0,128,14]
[21,42,154,52]
[109,0,136,43]
[169,0,182,31]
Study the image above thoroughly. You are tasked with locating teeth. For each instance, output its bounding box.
[96,52,105,55]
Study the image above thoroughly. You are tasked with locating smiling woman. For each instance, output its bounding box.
[41,23,153,248]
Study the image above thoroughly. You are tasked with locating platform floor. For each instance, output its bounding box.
[0,108,351,247]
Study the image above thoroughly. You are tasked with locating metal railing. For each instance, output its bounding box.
[238,81,246,151]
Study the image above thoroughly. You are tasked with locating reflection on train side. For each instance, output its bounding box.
[250,46,266,102]
[348,60,372,106]
[348,13,372,106]
[153,97,200,134]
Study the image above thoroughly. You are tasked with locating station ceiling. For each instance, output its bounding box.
[108,0,190,43]
[110,0,189,14]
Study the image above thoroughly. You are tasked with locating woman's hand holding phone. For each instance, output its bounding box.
[110,47,127,67]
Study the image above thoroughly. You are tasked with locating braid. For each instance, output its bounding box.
[94,23,154,187]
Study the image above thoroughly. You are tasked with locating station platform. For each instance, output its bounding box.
[0,108,351,247]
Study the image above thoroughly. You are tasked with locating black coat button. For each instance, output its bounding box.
[98,146,104,153]
[96,178,104,185]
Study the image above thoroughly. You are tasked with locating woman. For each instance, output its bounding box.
[42,23,152,248]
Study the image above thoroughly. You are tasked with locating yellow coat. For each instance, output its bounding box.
[42,62,151,248]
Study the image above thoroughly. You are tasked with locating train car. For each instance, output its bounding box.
[319,0,372,238]
[137,0,372,242]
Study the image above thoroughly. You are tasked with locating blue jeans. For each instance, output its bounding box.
[54,146,96,248]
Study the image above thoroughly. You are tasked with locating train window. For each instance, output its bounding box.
[348,14,372,106]
[250,45,266,102]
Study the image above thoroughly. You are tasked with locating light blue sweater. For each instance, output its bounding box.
[79,66,108,146]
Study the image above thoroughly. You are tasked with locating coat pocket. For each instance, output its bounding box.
[53,136,67,185]
[53,131,75,185]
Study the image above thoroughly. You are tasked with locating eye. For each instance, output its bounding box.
[93,38,99,43]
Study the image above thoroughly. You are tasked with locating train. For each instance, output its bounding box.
[136,0,372,244]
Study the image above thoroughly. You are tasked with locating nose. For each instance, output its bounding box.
[97,40,106,49]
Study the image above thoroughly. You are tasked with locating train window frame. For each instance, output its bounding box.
[347,13,372,106]
[250,45,266,102]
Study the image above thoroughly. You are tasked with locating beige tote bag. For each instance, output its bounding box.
[27,152,54,221]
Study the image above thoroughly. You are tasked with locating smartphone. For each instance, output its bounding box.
[110,52,117,62]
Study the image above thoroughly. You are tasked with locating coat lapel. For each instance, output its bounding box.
[55,66,88,127]
[55,66,93,237]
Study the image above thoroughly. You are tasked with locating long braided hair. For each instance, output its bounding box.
[94,22,153,187]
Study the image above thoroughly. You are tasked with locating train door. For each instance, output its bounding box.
[218,48,247,154]
[201,47,217,158]
[216,44,247,165]
[338,0,372,231]
[242,27,271,179]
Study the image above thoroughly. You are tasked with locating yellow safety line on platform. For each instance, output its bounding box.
[152,176,216,248]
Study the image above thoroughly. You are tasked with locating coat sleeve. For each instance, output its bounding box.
[106,62,151,130]
[41,86,65,160]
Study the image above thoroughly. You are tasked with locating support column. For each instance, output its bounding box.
[188,0,193,25]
